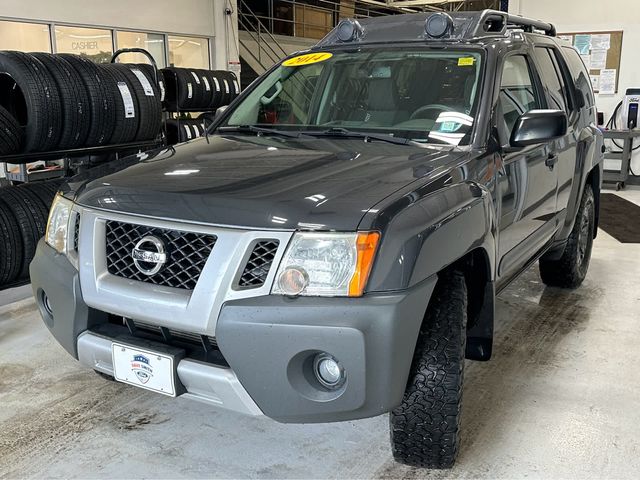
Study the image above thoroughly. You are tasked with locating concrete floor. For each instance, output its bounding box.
[1,189,639,479]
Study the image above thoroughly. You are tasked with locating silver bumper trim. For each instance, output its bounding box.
[77,331,263,416]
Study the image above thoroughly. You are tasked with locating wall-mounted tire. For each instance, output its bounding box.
[59,54,116,147]
[0,51,62,152]
[0,104,23,155]
[30,53,91,150]
[121,64,163,141]
[0,196,23,285]
[99,64,140,144]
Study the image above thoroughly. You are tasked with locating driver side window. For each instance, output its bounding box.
[497,55,542,143]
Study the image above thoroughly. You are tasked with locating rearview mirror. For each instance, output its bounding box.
[510,109,568,148]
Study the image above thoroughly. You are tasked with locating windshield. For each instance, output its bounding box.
[223,48,483,145]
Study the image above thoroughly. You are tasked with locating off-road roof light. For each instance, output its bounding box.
[425,12,454,39]
[336,19,364,42]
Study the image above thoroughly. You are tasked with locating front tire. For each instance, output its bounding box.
[539,184,595,289]
[389,270,467,469]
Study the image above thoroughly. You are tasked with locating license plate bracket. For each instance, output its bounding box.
[111,340,185,397]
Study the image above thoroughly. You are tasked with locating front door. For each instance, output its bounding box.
[495,54,558,283]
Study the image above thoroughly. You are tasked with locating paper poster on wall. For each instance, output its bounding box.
[590,75,600,91]
[591,33,611,50]
[581,54,592,71]
[590,49,608,70]
[599,69,617,95]
[574,34,592,54]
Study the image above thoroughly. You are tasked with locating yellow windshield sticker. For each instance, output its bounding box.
[458,57,475,67]
[283,52,333,67]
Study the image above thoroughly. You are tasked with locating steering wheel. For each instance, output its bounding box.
[410,104,455,121]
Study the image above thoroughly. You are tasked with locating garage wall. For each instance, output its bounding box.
[510,0,640,172]
[0,0,239,70]
[510,0,639,118]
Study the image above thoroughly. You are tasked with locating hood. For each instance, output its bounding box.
[72,134,464,231]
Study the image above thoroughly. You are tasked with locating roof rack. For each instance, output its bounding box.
[469,10,556,38]
[506,13,556,37]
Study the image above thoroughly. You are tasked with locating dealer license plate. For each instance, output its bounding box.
[112,343,177,396]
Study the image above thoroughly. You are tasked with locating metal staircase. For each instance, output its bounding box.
[237,1,289,84]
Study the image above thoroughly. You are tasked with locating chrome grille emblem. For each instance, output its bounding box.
[132,235,167,276]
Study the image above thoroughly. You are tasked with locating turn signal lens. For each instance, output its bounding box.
[348,232,380,297]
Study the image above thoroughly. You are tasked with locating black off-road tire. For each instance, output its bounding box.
[59,54,116,147]
[390,270,467,469]
[0,51,63,152]
[539,184,595,289]
[0,196,23,285]
[0,104,23,155]
[31,53,91,150]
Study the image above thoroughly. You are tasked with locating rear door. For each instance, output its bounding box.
[495,53,559,281]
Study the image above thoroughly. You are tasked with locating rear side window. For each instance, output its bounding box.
[497,55,542,138]
[533,47,569,112]
[562,46,595,109]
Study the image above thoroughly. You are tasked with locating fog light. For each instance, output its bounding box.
[42,292,53,316]
[277,266,309,296]
[314,353,344,388]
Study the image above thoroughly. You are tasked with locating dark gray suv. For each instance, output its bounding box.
[31,10,603,468]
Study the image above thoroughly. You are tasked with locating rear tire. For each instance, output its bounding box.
[539,183,595,289]
[390,270,467,469]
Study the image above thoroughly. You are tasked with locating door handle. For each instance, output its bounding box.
[545,153,558,168]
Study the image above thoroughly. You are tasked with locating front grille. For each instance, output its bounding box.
[105,220,217,290]
[238,240,279,288]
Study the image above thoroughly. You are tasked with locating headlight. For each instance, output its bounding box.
[272,232,380,297]
[45,194,73,254]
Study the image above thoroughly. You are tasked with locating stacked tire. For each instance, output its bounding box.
[0,51,163,161]
[0,180,62,286]
[165,118,207,145]
[161,67,240,111]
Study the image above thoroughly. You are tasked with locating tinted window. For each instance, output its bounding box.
[225,49,484,145]
[562,47,595,109]
[497,55,541,137]
[533,47,568,112]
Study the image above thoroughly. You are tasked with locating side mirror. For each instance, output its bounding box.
[215,105,228,119]
[510,109,568,148]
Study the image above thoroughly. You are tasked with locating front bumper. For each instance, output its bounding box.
[31,240,437,423]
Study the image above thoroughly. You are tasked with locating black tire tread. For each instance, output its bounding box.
[30,53,91,149]
[0,51,62,152]
[539,184,595,289]
[0,104,23,154]
[390,270,467,469]
[0,196,23,284]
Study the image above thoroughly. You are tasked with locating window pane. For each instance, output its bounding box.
[54,26,113,63]
[168,35,209,68]
[116,31,166,68]
[499,55,540,136]
[0,20,51,52]
[533,47,566,112]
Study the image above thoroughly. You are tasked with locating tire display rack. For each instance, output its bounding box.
[0,48,164,183]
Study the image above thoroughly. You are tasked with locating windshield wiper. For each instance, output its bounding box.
[305,127,413,146]
[217,125,302,138]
